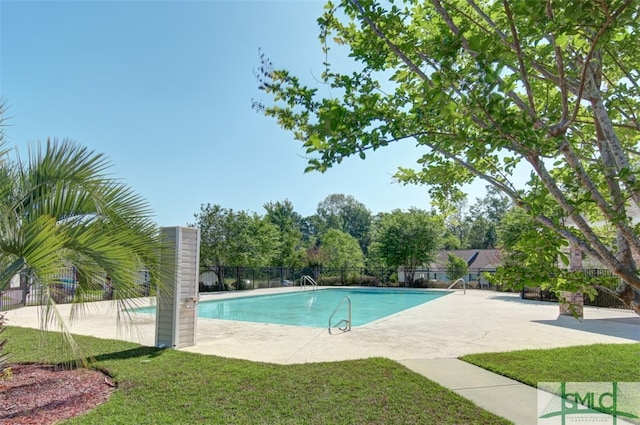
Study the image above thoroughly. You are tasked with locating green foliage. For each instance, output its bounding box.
[263,199,305,267]
[440,232,462,250]
[493,207,576,293]
[467,216,497,249]
[371,209,443,285]
[466,187,512,249]
[0,131,162,359]
[192,204,281,269]
[445,254,468,281]
[319,229,365,279]
[438,188,511,250]
[315,194,372,253]
[257,0,640,305]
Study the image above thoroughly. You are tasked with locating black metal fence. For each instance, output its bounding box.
[520,269,631,310]
[3,266,633,311]
[0,284,105,311]
[0,268,150,312]
[197,266,399,292]
[197,265,497,291]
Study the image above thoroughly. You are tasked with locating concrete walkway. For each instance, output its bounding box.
[5,288,639,425]
[400,359,538,425]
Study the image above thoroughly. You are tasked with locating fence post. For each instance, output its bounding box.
[20,272,29,305]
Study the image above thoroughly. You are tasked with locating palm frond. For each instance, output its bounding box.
[1,134,164,362]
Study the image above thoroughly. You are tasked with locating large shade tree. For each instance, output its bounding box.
[315,194,372,253]
[318,228,365,282]
[0,131,163,352]
[369,209,443,285]
[257,0,640,312]
[263,199,305,267]
[192,204,281,288]
[467,187,512,249]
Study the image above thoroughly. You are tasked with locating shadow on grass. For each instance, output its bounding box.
[54,346,167,369]
[49,346,166,371]
[90,346,166,362]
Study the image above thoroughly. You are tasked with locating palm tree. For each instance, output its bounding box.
[0,104,163,358]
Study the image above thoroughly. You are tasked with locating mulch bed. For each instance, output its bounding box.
[0,363,115,425]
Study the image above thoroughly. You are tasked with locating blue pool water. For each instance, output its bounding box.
[135,288,449,328]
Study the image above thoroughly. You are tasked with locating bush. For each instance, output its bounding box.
[316,274,383,286]
[318,276,343,286]
[232,280,251,290]
[358,275,380,286]
[411,278,429,288]
[446,254,469,281]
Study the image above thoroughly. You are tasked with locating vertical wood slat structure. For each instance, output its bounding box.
[156,226,200,349]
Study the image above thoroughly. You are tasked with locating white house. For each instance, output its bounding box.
[398,249,502,285]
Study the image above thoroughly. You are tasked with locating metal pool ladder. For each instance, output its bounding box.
[328,295,351,334]
[300,275,318,290]
[447,278,466,294]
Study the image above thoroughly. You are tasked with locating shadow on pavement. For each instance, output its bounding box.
[532,316,639,341]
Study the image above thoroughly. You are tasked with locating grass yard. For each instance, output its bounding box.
[461,343,640,386]
[462,343,640,424]
[4,326,511,425]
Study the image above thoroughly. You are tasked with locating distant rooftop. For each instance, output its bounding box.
[431,249,502,270]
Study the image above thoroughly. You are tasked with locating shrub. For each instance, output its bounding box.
[233,280,251,290]
[318,276,342,286]
[358,275,380,286]
[411,278,429,288]
[446,254,469,281]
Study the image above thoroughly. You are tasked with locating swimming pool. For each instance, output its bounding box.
[135,288,449,328]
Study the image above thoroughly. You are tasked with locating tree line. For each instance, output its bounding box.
[190,190,532,286]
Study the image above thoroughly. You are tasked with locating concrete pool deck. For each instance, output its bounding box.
[5,287,638,363]
[6,287,639,425]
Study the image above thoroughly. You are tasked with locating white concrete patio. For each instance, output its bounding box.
[5,288,639,364]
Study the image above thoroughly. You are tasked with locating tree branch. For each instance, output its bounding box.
[559,136,640,259]
[545,1,571,136]
[502,0,536,117]
[466,0,590,101]
[348,0,432,84]
[585,69,640,209]
[524,150,634,280]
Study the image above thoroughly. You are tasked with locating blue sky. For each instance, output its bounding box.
[1,0,484,226]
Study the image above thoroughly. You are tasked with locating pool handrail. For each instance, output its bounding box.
[300,275,318,290]
[447,278,466,294]
[328,295,351,334]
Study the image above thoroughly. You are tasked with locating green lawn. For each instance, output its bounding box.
[460,343,640,386]
[461,343,640,424]
[6,328,639,425]
[4,326,511,425]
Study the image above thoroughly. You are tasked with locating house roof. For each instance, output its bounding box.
[430,249,502,270]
